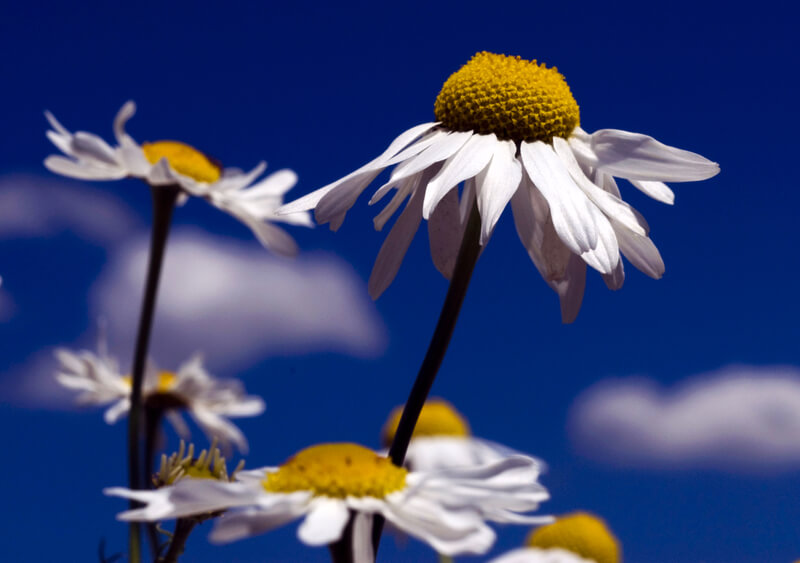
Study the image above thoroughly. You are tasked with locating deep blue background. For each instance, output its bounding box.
[1,1,799,561]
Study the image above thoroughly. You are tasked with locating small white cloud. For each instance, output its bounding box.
[0,174,139,243]
[569,366,800,472]
[90,228,386,371]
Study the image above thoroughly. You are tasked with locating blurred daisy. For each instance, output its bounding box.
[279,51,719,319]
[490,512,620,563]
[381,398,538,472]
[44,101,312,255]
[105,442,551,557]
[55,347,264,453]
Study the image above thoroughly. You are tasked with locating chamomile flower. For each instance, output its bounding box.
[44,101,312,255]
[490,512,620,563]
[278,52,719,320]
[381,399,537,472]
[105,442,552,557]
[55,347,264,453]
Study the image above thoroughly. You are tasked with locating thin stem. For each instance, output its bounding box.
[127,185,180,563]
[371,202,483,556]
[161,519,196,563]
[328,515,355,563]
[144,406,166,559]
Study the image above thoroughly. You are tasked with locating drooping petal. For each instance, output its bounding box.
[422,132,495,219]
[190,406,249,453]
[210,502,309,544]
[103,398,131,424]
[428,188,464,280]
[475,139,522,244]
[377,131,472,217]
[614,222,665,279]
[380,495,496,556]
[552,254,587,324]
[44,156,127,180]
[277,122,439,217]
[589,129,720,182]
[368,184,425,299]
[520,141,599,255]
[629,179,675,205]
[552,137,647,237]
[72,131,119,165]
[297,498,350,546]
[105,479,263,521]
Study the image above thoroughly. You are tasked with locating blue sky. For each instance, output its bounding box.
[1,1,799,562]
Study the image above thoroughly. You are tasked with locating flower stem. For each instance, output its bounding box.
[161,519,196,563]
[127,185,179,563]
[144,406,166,559]
[371,202,483,555]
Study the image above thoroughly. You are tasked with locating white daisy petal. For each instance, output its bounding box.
[380,496,495,556]
[190,407,249,454]
[368,184,425,299]
[520,141,599,255]
[112,100,138,146]
[602,258,625,291]
[278,122,440,216]
[43,155,127,180]
[380,131,472,214]
[422,132,496,219]
[72,131,119,165]
[373,173,421,231]
[629,179,675,205]
[103,398,131,424]
[210,503,308,544]
[552,254,586,324]
[165,410,191,439]
[214,162,269,193]
[297,498,350,546]
[427,187,464,280]
[589,129,720,182]
[105,479,259,521]
[552,136,647,237]
[614,223,665,279]
[237,169,298,199]
[476,139,522,244]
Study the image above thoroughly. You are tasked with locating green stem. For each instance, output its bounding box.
[161,519,196,563]
[127,185,179,563]
[144,406,166,559]
[371,202,483,556]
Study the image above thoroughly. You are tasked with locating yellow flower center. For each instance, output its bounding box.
[527,512,621,563]
[142,140,222,183]
[263,443,407,499]
[382,399,471,446]
[434,51,580,143]
[155,440,244,486]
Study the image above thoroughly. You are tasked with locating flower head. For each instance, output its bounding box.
[105,442,551,557]
[55,347,264,453]
[278,51,719,320]
[381,399,536,472]
[44,101,312,255]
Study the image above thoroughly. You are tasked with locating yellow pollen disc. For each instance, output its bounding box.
[381,399,471,446]
[120,371,177,392]
[155,371,178,392]
[263,443,407,499]
[142,140,222,183]
[434,51,580,143]
[527,512,621,563]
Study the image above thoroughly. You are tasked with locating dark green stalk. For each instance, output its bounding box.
[370,202,483,556]
[144,406,166,559]
[127,185,180,562]
[161,519,196,563]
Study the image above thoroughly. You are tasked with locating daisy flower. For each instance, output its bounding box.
[381,398,538,472]
[44,101,312,255]
[55,347,264,453]
[105,442,552,557]
[490,512,620,563]
[278,52,719,320]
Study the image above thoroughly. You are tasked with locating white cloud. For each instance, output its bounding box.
[90,228,386,371]
[569,366,800,472]
[0,174,139,243]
